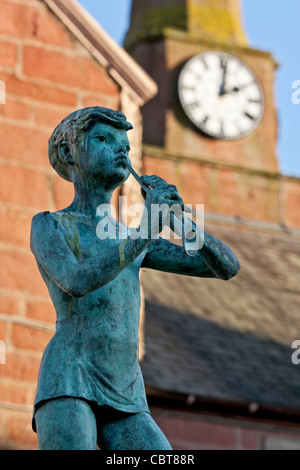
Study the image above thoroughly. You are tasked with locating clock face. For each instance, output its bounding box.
[178,51,265,140]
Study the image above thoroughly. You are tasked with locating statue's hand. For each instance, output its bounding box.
[139,175,184,238]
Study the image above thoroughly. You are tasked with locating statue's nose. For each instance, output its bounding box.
[117,145,127,154]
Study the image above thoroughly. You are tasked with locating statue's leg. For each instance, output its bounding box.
[35,397,97,450]
[97,411,172,450]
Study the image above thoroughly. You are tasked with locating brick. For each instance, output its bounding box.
[0,251,49,297]
[0,72,77,106]
[282,178,300,228]
[23,46,119,94]
[0,162,50,210]
[11,324,53,352]
[180,160,211,208]
[111,188,120,218]
[0,409,4,444]
[143,156,178,186]
[0,351,40,382]
[1,98,30,121]
[144,156,211,211]
[0,380,35,406]
[0,41,18,68]
[0,322,6,340]
[217,168,238,216]
[6,415,38,448]
[0,122,50,167]
[53,174,75,211]
[82,93,120,110]
[236,173,279,223]
[0,293,20,316]
[0,205,33,247]
[240,428,259,450]
[26,300,56,324]
[0,0,73,48]
[158,417,236,448]
[32,104,75,129]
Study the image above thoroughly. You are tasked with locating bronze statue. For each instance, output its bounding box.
[30,107,240,450]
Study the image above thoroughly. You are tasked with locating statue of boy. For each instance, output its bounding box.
[30,107,240,450]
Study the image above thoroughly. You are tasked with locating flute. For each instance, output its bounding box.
[123,161,204,257]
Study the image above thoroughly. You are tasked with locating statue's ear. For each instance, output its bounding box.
[58,142,75,166]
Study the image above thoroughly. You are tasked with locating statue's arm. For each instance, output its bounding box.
[138,174,239,280]
[30,212,152,297]
[141,233,240,280]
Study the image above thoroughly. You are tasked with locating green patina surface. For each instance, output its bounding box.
[125,0,247,50]
[57,212,83,262]
[119,238,128,268]
[188,1,247,44]
[125,4,188,49]
[31,106,240,450]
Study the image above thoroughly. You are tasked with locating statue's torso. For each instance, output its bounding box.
[33,211,149,415]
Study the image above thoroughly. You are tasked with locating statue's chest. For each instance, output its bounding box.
[62,221,144,271]
[64,224,104,260]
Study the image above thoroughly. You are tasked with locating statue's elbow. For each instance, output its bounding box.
[220,259,241,281]
[62,276,87,298]
[63,284,84,298]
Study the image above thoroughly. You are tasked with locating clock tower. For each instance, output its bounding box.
[125,0,279,175]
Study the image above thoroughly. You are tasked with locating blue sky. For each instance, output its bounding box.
[78,0,300,177]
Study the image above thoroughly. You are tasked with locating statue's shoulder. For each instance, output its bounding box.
[30,211,70,256]
[31,211,50,227]
[31,210,67,233]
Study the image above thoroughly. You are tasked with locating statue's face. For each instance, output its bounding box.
[76,121,131,189]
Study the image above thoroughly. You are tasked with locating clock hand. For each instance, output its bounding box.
[226,82,255,94]
[219,59,228,96]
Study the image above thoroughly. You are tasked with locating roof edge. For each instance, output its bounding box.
[43,0,157,105]
[146,387,300,427]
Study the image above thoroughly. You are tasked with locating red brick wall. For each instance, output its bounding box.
[152,408,300,450]
[144,151,300,228]
[0,0,120,449]
[281,177,300,229]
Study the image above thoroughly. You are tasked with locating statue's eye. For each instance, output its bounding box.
[98,136,107,142]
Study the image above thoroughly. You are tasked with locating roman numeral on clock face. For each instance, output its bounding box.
[187,101,201,110]
[178,51,264,139]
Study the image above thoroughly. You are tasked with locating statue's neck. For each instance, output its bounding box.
[69,180,114,220]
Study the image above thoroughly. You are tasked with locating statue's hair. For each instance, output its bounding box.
[48,107,133,182]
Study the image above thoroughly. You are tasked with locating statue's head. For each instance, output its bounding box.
[48,107,133,183]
